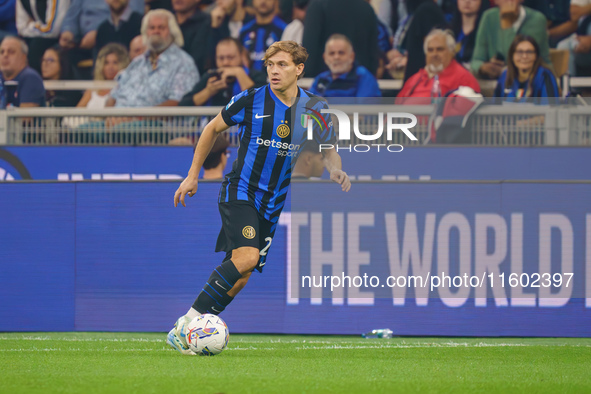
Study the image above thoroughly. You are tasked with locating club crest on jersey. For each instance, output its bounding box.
[242,226,256,239]
[276,123,290,138]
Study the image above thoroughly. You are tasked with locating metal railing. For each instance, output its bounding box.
[1,107,230,146]
[1,102,588,147]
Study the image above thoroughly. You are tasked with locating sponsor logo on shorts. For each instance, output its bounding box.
[242,226,256,239]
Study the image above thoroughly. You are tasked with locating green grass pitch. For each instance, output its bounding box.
[1,333,590,393]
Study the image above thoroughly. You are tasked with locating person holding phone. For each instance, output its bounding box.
[179,37,267,106]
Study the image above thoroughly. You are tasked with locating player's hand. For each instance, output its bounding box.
[330,169,351,192]
[174,176,199,207]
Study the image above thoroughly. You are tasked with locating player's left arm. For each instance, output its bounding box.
[322,148,351,192]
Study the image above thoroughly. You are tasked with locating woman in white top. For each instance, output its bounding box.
[77,43,130,108]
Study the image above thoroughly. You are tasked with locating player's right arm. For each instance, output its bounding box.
[174,113,230,207]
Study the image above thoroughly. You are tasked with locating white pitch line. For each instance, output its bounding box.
[0,337,163,343]
[1,337,589,351]
[0,347,172,352]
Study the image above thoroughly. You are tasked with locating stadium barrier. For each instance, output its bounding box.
[0,102,585,146]
[1,180,590,336]
[2,145,590,182]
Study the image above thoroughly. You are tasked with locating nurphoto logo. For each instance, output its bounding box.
[304,109,418,153]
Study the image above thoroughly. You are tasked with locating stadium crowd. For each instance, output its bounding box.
[2,0,591,110]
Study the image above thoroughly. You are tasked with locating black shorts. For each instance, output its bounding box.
[215,200,276,272]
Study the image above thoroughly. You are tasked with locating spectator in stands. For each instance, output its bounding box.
[95,0,143,57]
[16,0,70,74]
[494,35,559,100]
[0,0,17,42]
[385,0,446,82]
[59,0,143,78]
[396,29,480,103]
[201,134,230,180]
[278,0,294,21]
[557,0,591,76]
[174,0,211,73]
[382,0,408,79]
[77,43,130,108]
[280,0,308,44]
[60,0,144,51]
[211,0,251,39]
[292,141,324,179]
[129,35,146,59]
[375,17,393,79]
[107,9,199,107]
[0,36,45,107]
[41,46,82,107]
[451,0,489,70]
[303,0,379,77]
[309,34,381,97]
[523,0,574,46]
[145,0,174,12]
[378,0,407,44]
[471,0,551,80]
[240,0,287,72]
[179,37,266,106]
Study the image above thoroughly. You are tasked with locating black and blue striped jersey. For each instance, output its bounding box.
[219,84,336,222]
[239,16,287,72]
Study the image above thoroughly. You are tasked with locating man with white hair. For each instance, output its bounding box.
[396,29,480,104]
[107,9,199,107]
[0,36,45,107]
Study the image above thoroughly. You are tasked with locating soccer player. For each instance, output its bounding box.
[167,40,351,355]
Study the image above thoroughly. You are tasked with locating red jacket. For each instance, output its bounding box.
[396,60,481,104]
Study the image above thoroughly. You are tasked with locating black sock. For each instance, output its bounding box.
[193,260,242,315]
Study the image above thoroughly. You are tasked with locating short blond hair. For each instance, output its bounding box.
[263,41,308,79]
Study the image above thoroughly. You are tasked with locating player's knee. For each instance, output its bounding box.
[232,247,260,273]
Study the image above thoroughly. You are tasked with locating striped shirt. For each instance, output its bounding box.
[240,16,287,72]
[494,66,559,103]
[220,85,336,222]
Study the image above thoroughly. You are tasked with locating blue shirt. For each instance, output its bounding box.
[1,66,45,107]
[309,65,381,98]
[110,44,199,107]
[494,65,559,104]
[219,85,336,222]
[240,16,287,72]
[60,0,144,40]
